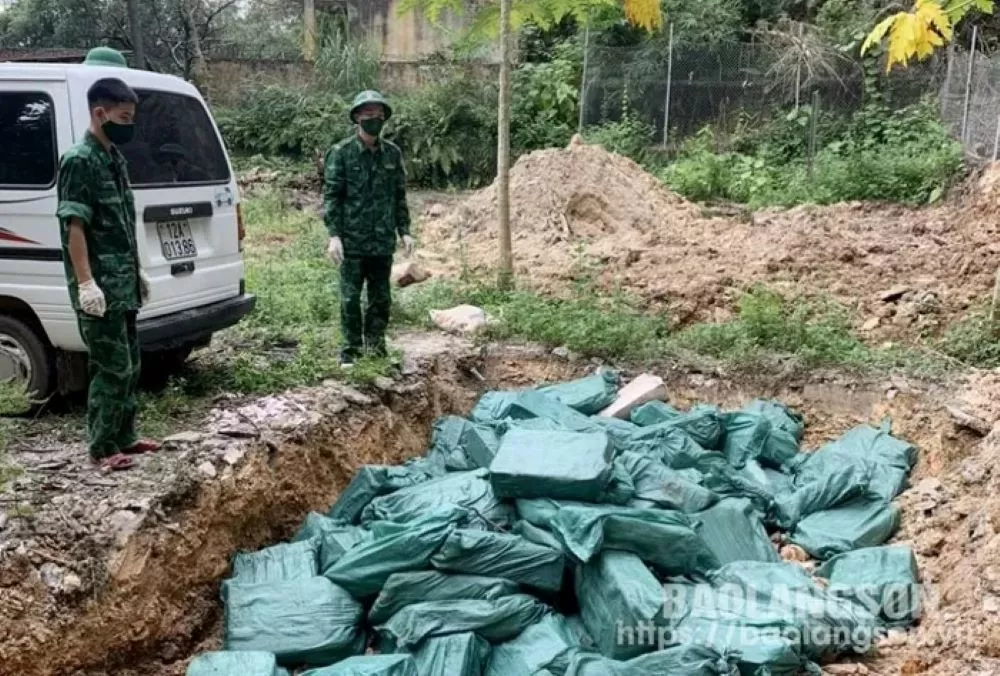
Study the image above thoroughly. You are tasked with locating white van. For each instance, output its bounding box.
[0,62,255,399]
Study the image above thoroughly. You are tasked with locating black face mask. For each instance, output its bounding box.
[360,118,385,137]
[102,119,135,145]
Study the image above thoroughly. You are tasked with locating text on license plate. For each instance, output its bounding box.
[157,220,197,261]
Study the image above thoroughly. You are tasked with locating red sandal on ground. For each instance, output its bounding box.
[91,453,135,471]
[121,439,162,455]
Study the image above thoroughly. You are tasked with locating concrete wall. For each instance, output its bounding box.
[353,0,499,63]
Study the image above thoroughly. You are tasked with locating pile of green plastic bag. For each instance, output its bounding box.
[187,370,922,676]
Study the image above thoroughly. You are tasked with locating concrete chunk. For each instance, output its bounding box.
[598,373,667,420]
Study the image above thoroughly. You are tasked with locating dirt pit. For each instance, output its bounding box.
[418,140,1000,342]
[2,337,998,675]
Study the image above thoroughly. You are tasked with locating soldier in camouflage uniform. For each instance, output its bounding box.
[57,74,160,471]
[324,91,414,366]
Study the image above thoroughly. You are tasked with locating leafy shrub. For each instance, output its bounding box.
[391,73,499,188]
[673,286,868,367]
[661,100,963,207]
[511,40,581,153]
[582,95,654,165]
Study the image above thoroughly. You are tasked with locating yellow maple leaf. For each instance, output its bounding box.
[623,0,663,31]
[863,0,958,71]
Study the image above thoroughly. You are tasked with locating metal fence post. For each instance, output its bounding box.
[808,90,820,178]
[578,17,591,134]
[662,22,675,148]
[961,25,978,145]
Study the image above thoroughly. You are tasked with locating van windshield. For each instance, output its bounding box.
[118,89,230,188]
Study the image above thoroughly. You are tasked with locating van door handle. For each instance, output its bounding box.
[171,262,195,276]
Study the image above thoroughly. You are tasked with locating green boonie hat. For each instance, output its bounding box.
[349,90,392,123]
[84,47,128,68]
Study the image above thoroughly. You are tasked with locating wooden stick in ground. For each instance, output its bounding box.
[990,265,1000,330]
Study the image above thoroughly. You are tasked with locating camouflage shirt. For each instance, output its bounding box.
[323,134,411,257]
[57,132,141,313]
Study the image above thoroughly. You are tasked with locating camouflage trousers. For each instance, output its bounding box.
[78,311,141,459]
[339,256,393,361]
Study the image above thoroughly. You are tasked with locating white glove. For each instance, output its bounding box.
[327,236,344,265]
[79,280,106,318]
[139,271,151,303]
[402,235,415,257]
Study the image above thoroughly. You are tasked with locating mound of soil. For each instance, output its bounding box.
[420,141,1000,341]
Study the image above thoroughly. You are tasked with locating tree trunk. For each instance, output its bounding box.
[126,0,146,69]
[496,0,513,288]
[180,0,209,95]
[304,0,317,62]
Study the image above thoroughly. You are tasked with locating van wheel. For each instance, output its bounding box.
[141,345,194,391]
[0,315,55,406]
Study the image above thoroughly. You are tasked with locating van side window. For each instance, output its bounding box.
[119,89,230,188]
[0,92,56,189]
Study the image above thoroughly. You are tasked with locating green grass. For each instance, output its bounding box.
[937,307,1000,368]
[397,277,670,360]
[133,188,393,433]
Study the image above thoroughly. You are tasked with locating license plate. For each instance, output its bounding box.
[156,220,197,261]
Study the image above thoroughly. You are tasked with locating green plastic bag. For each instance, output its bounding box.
[694,498,779,566]
[427,416,501,471]
[795,424,914,501]
[773,464,872,530]
[696,455,777,517]
[489,428,615,502]
[512,520,565,553]
[294,513,373,573]
[370,570,519,624]
[589,417,642,451]
[628,400,680,427]
[618,451,719,513]
[430,528,565,592]
[629,404,724,450]
[324,507,462,597]
[577,550,664,660]
[186,651,289,676]
[537,370,621,415]
[360,469,515,530]
[470,390,597,432]
[411,632,491,676]
[707,561,881,660]
[230,539,319,584]
[744,399,804,442]
[300,655,418,676]
[564,645,738,676]
[516,498,574,527]
[549,504,719,575]
[664,562,878,672]
[721,412,800,471]
[222,576,365,667]
[485,614,586,675]
[790,496,901,560]
[629,425,718,469]
[816,545,921,627]
[376,594,549,651]
[329,459,444,523]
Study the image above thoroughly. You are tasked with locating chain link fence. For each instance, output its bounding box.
[578,26,1000,159]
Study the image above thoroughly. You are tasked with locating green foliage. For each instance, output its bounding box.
[661,100,964,207]
[391,72,499,188]
[938,309,1000,367]
[217,88,351,157]
[511,40,582,153]
[398,278,669,359]
[673,286,871,367]
[582,97,654,164]
[314,17,381,95]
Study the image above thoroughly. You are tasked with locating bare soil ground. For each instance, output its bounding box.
[418,140,1000,342]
